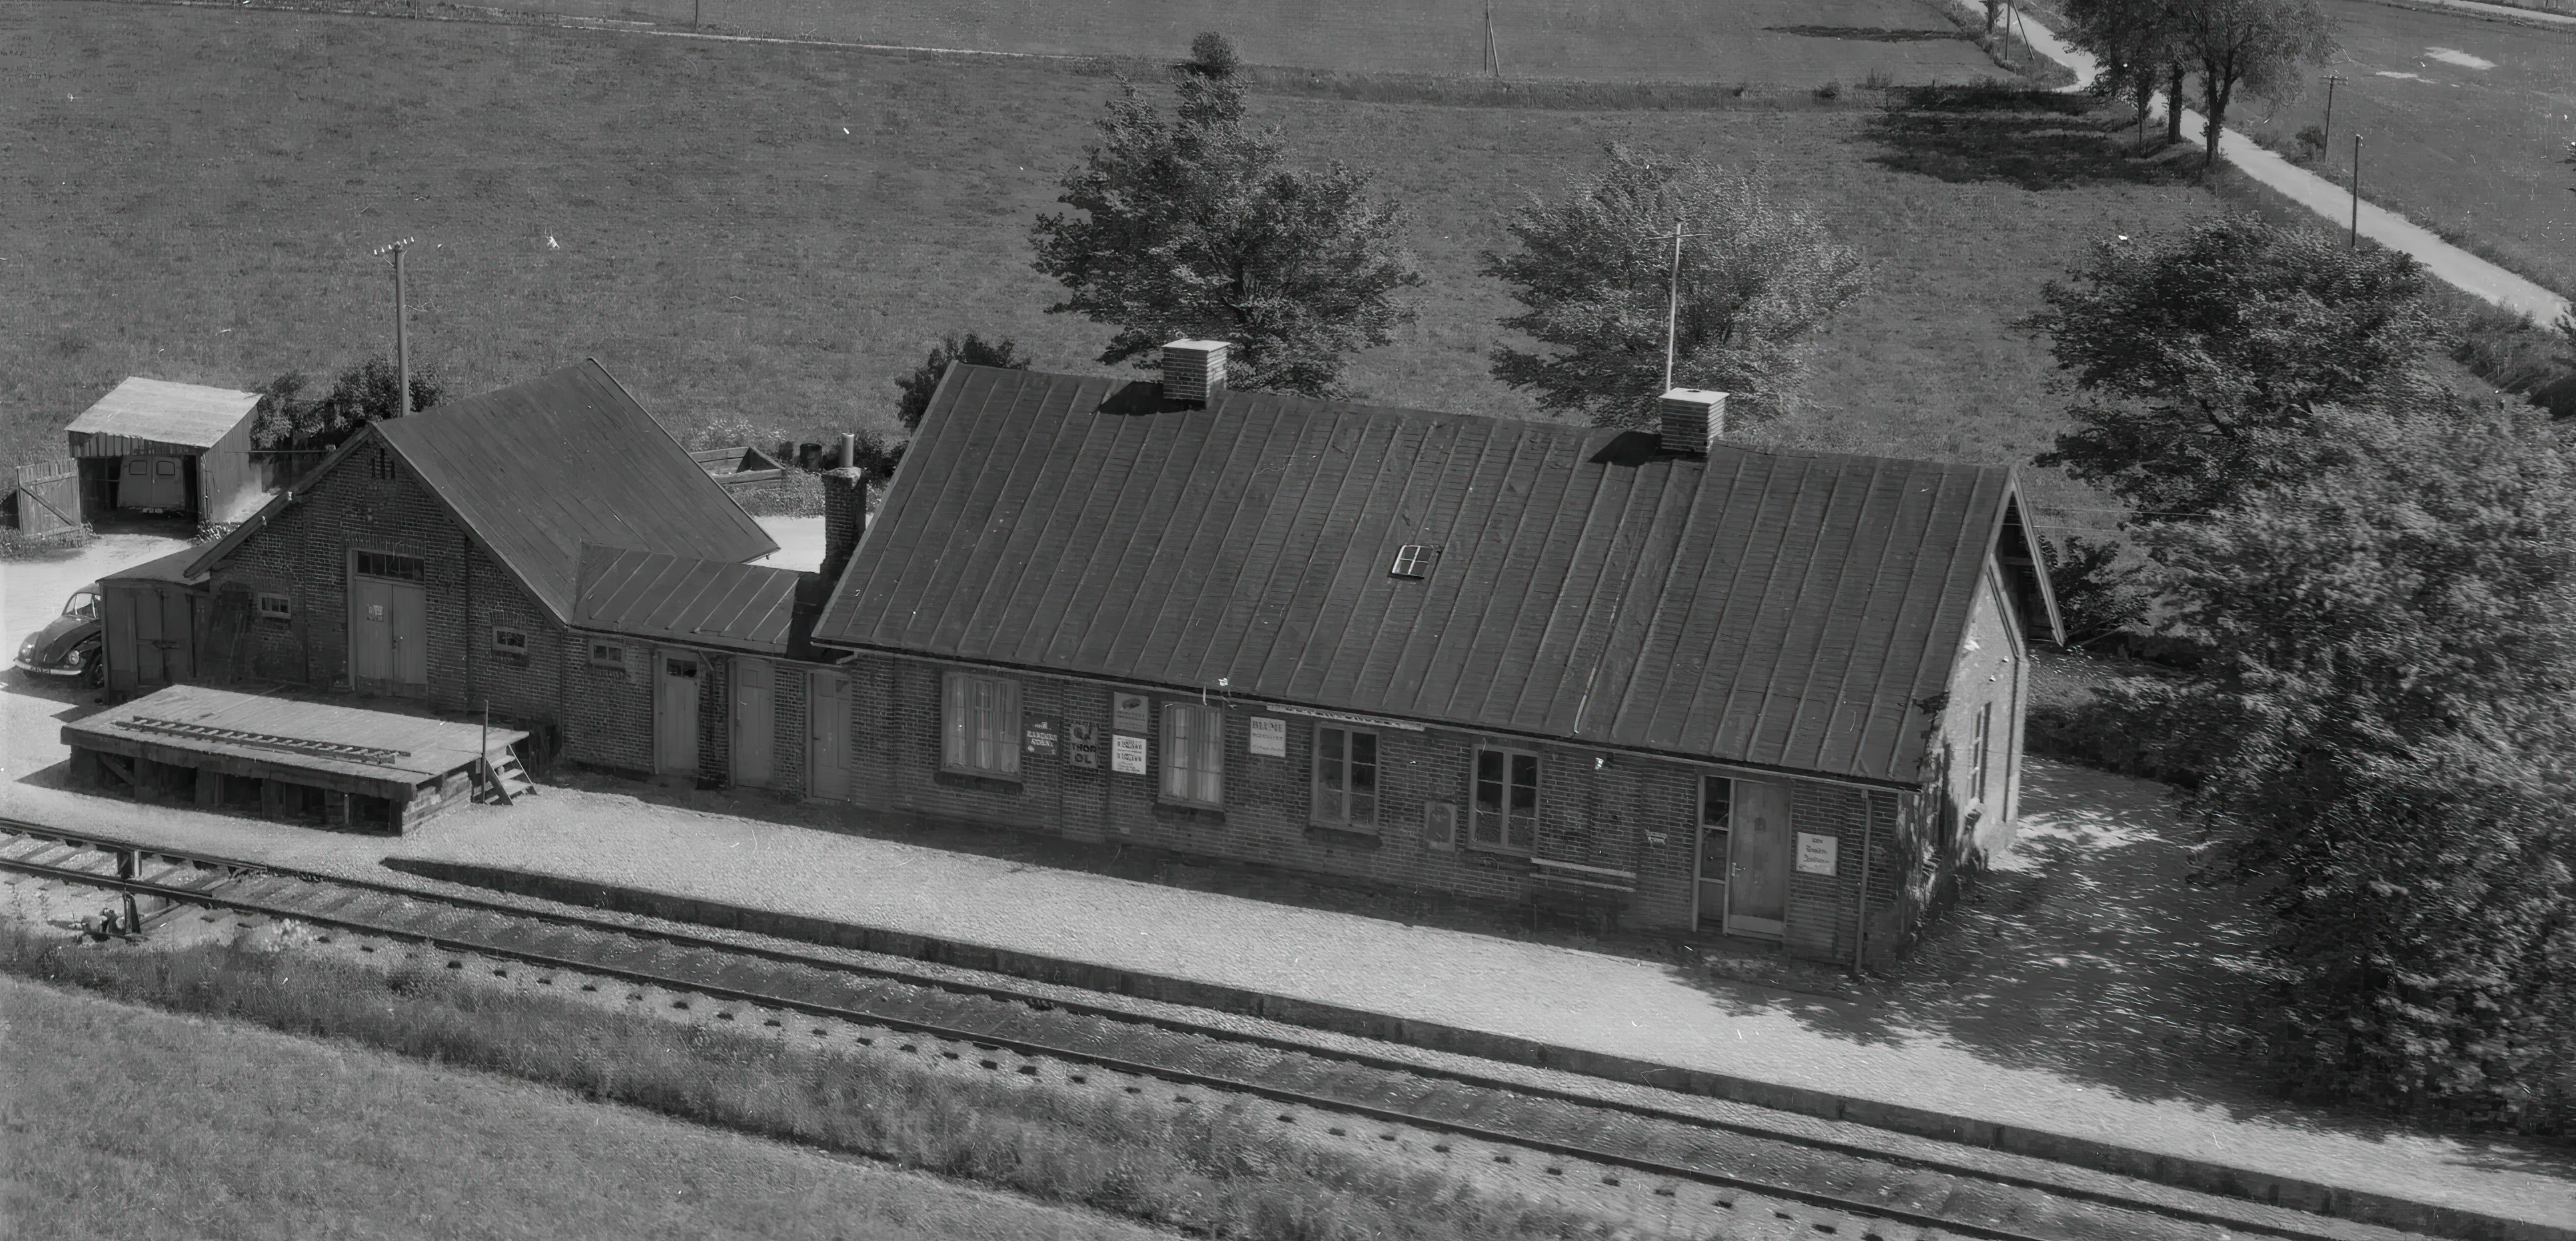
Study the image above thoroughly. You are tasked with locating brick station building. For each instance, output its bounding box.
[181,360,846,787]
[807,344,2063,965]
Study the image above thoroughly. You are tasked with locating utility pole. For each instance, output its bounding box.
[1484,1,1501,79]
[2319,73,2345,161]
[2349,135,2363,250]
[371,236,416,416]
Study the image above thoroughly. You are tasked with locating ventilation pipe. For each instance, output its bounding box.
[1657,389,1729,456]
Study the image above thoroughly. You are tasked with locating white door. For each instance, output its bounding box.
[388,582,426,686]
[808,669,850,801]
[732,657,775,788]
[656,653,702,776]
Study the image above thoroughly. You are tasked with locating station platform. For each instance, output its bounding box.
[59,685,528,832]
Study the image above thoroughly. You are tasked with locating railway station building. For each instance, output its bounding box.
[804,344,2062,966]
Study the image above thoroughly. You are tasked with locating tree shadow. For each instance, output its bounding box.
[1764,25,1971,43]
[1864,88,2202,193]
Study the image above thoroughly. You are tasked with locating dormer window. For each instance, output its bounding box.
[1390,544,1434,578]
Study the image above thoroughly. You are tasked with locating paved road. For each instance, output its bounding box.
[1978,1,2572,322]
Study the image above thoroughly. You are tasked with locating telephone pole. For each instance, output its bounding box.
[371,237,417,416]
[1649,218,1712,392]
[2319,73,2345,161]
[2348,135,2363,250]
[1484,2,1501,79]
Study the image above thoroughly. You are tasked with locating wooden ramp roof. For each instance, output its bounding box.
[62,685,525,793]
[574,544,805,654]
[817,366,2052,786]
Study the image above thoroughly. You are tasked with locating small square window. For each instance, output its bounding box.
[256,593,293,622]
[1390,544,1434,578]
[589,641,626,668]
[493,627,529,655]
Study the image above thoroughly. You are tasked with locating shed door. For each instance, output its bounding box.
[105,586,141,693]
[1726,779,1791,939]
[125,587,166,687]
[352,578,393,682]
[388,582,426,685]
[732,657,775,788]
[808,669,850,801]
[656,653,702,777]
[158,585,195,683]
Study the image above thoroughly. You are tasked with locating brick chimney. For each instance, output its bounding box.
[820,467,868,585]
[1161,339,1231,406]
[1657,388,1729,456]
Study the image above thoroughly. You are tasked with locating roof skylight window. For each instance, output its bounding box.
[1390,544,1434,578]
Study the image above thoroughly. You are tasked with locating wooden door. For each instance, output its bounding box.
[388,582,426,685]
[732,657,775,788]
[126,586,166,688]
[158,586,194,682]
[1726,779,1791,939]
[808,669,850,801]
[656,653,702,776]
[106,586,142,693]
[352,578,393,683]
[1696,822,1728,930]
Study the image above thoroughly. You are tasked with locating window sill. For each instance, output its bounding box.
[1153,801,1226,823]
[935,768,1023,793]
[1304,823,1381,849]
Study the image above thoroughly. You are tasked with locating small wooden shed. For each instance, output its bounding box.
[66,378,267,526]
[100,544,209,700]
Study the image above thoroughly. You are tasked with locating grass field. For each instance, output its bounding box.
[2,1,2231,526]
[460,0,2019,85]
[0,971,1176,1240]
[2222,0,2576,299]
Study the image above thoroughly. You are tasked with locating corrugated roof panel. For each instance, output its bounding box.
[65,377,259,449]
[573,544,803,653]
[814,365,2020,784]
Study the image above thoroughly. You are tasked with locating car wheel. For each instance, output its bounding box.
[81,645,105,689]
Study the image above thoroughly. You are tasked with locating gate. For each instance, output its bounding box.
[9,458,80,538]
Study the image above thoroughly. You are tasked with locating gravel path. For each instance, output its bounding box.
[3,679,2570,1227]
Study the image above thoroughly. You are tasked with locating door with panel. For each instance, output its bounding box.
[732,657,776,788]
[808,669,852,801]
[1726,779,1791,939]
[656,653,702,777]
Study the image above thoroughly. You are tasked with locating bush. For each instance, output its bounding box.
[2291,124,2326,163]
[2038,533,2146,649]
[1182,31,1239,79]
[2451,303,2576,418]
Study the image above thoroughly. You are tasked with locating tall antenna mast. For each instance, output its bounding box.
[1485,1,1501,79]
[1653,218,1708,393]
[370,236,418,416]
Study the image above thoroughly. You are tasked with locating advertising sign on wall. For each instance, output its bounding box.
[1113,692,1149,733]
[1794,831,1839,876]
[1111,733,1148,775]
[1248,717,1286,757]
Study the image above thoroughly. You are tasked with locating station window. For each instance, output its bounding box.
[1470,746,1539,853]
[492,627,529,656]
[1162,703,1225,808]
[942,671,1021,777]
[1970,703,1994,804]
[256,593,293,623]
[354,550,425,582]
[588,641,626,669]
[1311,725,1377,829]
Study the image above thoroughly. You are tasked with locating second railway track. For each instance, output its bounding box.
[0,819,2424,1241]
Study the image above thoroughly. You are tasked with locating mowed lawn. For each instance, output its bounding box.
[1,3,2220,514]
[482,0,2009,85]
[0,975,1169,1240]
[2224,0,2576,298]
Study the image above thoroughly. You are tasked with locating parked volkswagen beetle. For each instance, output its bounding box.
[14,584,104,687]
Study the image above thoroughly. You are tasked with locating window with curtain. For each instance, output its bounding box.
[1311,726,1379,829]
[1471,747,1539,852]
[1162,702,1224,807]
[942,671,1020,777]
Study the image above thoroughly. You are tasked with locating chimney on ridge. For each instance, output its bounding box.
[1657,388,1730,456]
[820,466,868,586]
[1161,339,1231,406]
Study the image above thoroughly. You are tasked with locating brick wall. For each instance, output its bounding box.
[825,650,1814,932]
[206,432,566,737]
[1936,566,2028,861]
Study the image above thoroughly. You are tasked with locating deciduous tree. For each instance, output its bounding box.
[1483,145,1868,430]
[250,355,442,458]
[2134,400,2576,1128]
[2059,0,2187,139]
[895,334,1029,433]
[2172,0,2335,168]
[2024,215,2437,517]
[1031,72,1421,398]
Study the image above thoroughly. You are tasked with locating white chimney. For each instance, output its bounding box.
[1658,388,1729,455]
[1161,339,1231,406]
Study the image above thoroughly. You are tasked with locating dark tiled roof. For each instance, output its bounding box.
[375,360,777,621]
[814,366,2049,785]
[574,544,806,655]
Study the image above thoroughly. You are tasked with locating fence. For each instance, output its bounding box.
[7,458,82,540]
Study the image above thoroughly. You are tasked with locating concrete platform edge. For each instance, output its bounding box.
[376,855,2562,1241]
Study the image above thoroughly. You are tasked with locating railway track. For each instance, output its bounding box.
[0,819,2424,1241]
